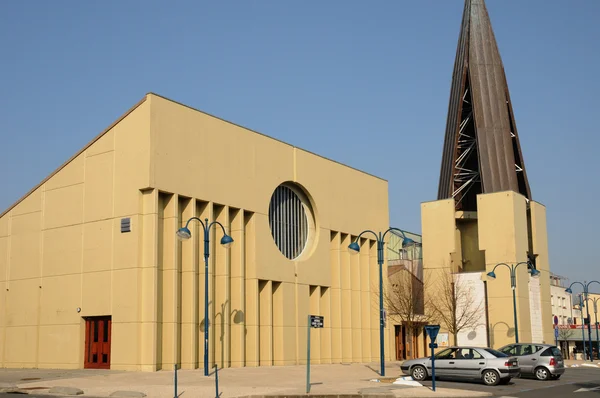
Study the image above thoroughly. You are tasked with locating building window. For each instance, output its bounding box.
[268,183,315,260]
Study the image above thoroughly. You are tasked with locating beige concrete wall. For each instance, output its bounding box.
[421,192,553,349]
[478,191,533,348]
[0,93,390,371]
[147,94,390,369]
[0,99,151,369]
[529,201,554,343]
[420,199,457,343]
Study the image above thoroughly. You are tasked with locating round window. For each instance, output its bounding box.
[268,183,315,260]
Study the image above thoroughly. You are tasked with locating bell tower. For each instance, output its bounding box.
[422,0,553,348]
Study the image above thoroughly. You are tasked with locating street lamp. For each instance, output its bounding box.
[592,297,600,360]
[176,217,234,376]
[565,280,600,362]
[486,261,540,343]
[348,227,414,377]
[576,294,586,360]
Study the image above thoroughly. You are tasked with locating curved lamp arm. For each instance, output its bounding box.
[514,261,531,270]
[586,280,600,293]
[382,227,415,247]
[208,220,234,247]
[184,216,207,230]
[487,262,512,279]
[208,220,228,236]
[566,281,586,294]
[348,230,379,253]
[176,217,207,240]
[515,261,540,277]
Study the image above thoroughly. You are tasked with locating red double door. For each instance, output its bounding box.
[84,316,112,369]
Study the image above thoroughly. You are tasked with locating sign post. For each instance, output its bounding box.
[424,325,440,392]
[307,315,324,393]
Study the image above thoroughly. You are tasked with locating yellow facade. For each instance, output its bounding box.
[421,191,553,349]
[0,93,393,371]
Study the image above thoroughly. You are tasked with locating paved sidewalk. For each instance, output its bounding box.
[0,362,491,398]
[565,358,600,368]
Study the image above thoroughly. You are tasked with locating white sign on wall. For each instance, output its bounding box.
[437,332,449,347]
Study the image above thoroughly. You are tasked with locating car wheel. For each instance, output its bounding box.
[411,365,427,381]
[535,367,550,381]
[482,369,500,386]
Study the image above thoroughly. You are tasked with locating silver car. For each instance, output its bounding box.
[400,346,520,386]
[498,343,565,380]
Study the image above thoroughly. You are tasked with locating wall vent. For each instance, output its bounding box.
[120,218,131,233]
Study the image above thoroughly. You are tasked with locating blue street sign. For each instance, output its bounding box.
[424,325,441,392]
[424,325,441,342]
[554,327,559,339]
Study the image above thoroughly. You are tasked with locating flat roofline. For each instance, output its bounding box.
[1,92,387,218]
[148,92,387,183]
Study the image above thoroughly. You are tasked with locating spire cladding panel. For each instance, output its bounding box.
[438,0,531,210]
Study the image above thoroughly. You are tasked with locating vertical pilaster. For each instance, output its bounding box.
[369,239,379,362]
[180,198,196,369]
[140,189,159,371]
[329,231,342,363]
[159,192,178,369]
[360,238,371,362]
[319,286,331,363]
[196,201,210,368]
[229,208,245,367]
[244,212,258,366]
[259,280,273,366]
[213,204,229,368]
[340,234,352,362]
[309,286,321,364]
[350,238,362,362]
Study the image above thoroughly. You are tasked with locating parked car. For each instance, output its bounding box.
[400,346,520,386]
[498,343,565,380]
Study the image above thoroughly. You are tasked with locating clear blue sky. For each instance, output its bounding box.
[1,1,598,287]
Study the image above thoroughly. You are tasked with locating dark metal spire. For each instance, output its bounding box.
[437,0,531,210]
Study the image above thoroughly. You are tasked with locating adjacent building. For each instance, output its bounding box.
[386,231,427,360]
[0,93,392,371]
[550,274,574,356]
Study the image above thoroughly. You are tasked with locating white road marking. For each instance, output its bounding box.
[574,386,600,392]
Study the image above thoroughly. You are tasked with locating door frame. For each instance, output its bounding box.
[84,316,112,369]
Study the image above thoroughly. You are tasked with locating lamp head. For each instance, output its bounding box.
[529,268,541,278]
[565,287,573,294]
[402,237,415,247]
[176,227,192,241]
[486,271,496,280]
[348,241,360,254]
[220,234,234,248]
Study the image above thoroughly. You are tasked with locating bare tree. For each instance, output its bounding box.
[430,271,484,346]
[385,268,434,359]
[557,327,574,342]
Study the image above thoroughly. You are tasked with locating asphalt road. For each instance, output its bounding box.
[419,367,600,397]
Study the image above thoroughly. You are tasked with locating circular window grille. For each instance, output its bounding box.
[268,184,312,260]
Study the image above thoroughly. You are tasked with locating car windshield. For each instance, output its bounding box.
[484,348,509,357]
[434,348,455,359]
